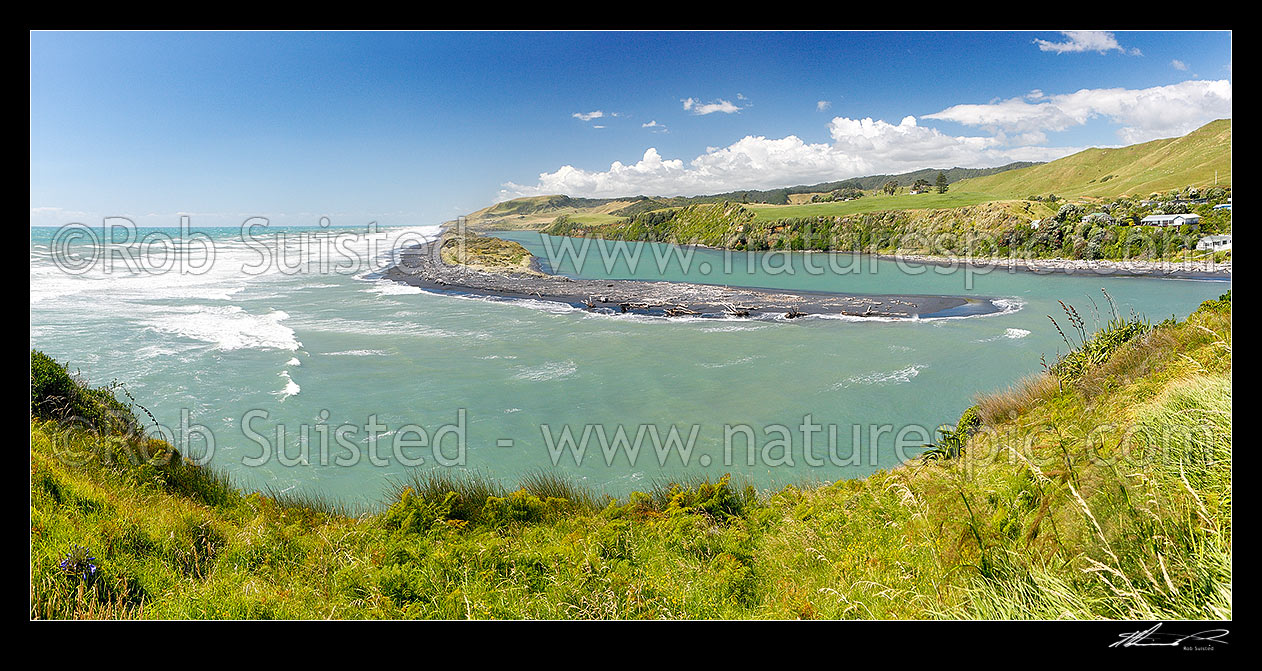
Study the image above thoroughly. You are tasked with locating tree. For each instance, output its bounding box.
[935,172,948,194]
[882,180,899,196]
[912,178,931,192]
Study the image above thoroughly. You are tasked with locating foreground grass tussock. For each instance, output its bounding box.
[30,295,1230,619]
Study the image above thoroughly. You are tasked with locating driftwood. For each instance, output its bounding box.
[664,305,700,317]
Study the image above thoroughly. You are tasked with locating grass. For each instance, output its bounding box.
[438,230,544,275]
[744,191,1002,222]
[975,373,1061,427]
[558,212,627,226]
[31,295,1231,618]
[463,197,638,232]
[956,119,1231,200]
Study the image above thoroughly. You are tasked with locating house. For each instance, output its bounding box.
[1196,234,1232,252]
[1140,214,1201,227]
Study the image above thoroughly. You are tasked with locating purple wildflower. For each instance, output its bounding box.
[59,545,97,581]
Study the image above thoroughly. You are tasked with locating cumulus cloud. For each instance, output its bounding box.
[500,115,1079,200]
[1172,59,1188,71]
[682,97,744,115]
[925,79,1231,144]
[572,110,604,121]
[817,100,832,111]
[1033,30,1139,55]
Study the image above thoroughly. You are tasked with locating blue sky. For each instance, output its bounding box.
[30,30,1232,227]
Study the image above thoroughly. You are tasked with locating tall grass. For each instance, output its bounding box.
[263,485,364,518]
[975,373,1061,426]
[518,470,603,511]
[948,374,1232,620]
[386,469,506,522]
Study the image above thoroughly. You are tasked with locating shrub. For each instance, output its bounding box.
[1046,293,1151,383]
[31,351,137,435]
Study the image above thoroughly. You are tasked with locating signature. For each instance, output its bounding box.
[1111,623,1230,649]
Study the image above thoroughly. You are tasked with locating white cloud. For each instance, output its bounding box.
[572,110,605,121]
[642,120,661,128]
[682,97,744,115]
[1172,59,1188,71]
[1033,30,1139,55]
[925,79,1231,144]
[817,100,832,111]
[500,115,1079,200]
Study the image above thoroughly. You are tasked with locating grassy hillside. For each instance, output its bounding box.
[543,186,1231,262]
[31,293,1231,619]
[545,199,1067,256]
[462,196,638,231]
[463,163,1040,231]
[957,119,1231,199]
[744,191,1005,222]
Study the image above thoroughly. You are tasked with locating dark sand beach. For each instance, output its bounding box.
[383,238,1001,320]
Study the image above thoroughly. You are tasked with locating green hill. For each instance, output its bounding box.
[957,119,1231,199]
[462,163,1039,230]
[467,122,1230,235]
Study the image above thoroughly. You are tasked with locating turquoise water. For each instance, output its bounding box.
[29,224,1230,506]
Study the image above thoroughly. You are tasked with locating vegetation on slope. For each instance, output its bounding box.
[464,163,1039,231]
[438,230,546,276]
[743,191,1004,222]
[546,199,1053,253]
[543,185,1231,261]
[461,196,638,232]
[31,295,1230,619]
[955,119,1231,199]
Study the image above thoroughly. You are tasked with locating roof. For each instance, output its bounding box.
[1199,234,1232,242]
[1141,214,1201,222]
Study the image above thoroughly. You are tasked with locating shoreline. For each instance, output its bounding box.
[383,238,1000,320]
[873,252,1231,280]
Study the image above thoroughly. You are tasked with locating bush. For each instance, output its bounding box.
[31,350,137,435]
[663,475,751,522]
